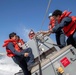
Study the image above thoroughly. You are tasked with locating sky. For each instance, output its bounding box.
[0,0,76,52]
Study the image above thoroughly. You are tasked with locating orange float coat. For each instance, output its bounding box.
[3,39,21,57]
[58,11,76,37]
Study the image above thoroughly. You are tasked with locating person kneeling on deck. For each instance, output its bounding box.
[3,32,35,75]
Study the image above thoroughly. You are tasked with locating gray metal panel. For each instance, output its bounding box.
[32,65,55,75]
[57,48,76,75]
[32,45,76,75]
[27,36,60,58]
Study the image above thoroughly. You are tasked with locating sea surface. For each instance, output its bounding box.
[0,54,20,75]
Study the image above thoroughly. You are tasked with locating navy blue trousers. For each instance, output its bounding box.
[12,56,31,75]
[67,31,76,48]
[55,30,66,48]
[21,47,34,66]
[12,48,34,75]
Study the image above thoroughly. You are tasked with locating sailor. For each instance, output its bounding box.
[16,35,25,46]
[28,29,35,40]
[3,32,35,75]
[48,12,66,48]
[42,9,76,48]
[16,35,29,49]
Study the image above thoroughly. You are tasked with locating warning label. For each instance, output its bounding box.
[60,57,70,67]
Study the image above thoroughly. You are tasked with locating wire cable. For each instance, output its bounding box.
[40,0,52,30]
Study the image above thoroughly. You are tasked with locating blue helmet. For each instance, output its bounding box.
[48,13,52,18]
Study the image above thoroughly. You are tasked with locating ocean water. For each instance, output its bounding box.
[0,54,20,75]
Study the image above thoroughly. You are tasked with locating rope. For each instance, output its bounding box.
[40,0,52,30]
[34,1,52,75]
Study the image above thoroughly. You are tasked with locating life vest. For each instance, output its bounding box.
[49,17,55,30]
[49,10,72,30]
[58,11,76,37]
[62,16,76,37]
[3,39,21,57]
[59,10,72,23]
[18,39,25,45]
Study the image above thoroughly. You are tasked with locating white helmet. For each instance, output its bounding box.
[48,13,52,18]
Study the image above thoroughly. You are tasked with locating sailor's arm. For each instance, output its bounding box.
[52,17,72,33]
[7,42,29,57]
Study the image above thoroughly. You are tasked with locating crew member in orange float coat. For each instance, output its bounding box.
[49,9,76,48]
[16,35,25,50]
[48,11,68,48]
[16,35,25,45]
[3,39,21,57]
[3,32,34,75]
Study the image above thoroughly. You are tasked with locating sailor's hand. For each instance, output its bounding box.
[34,31,42,37]
[24,53,29,57]
[49,29,53,33]
[40,30,50,35]
[38,31,44,34]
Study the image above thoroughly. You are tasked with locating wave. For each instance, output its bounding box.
[0,54,20,75]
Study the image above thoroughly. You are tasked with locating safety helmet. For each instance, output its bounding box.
[48,13,52,18]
